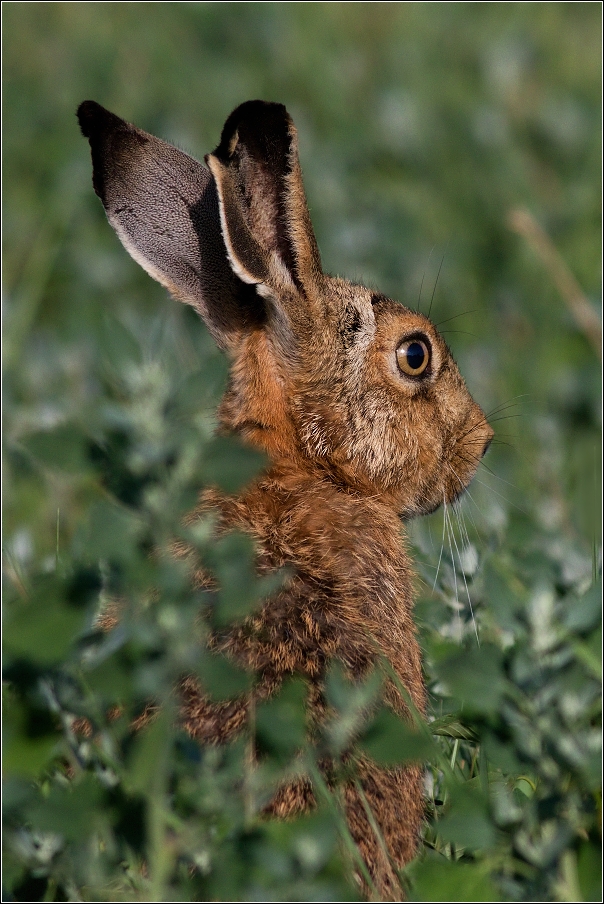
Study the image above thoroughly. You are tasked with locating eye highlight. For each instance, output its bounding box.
[396,337,430,377]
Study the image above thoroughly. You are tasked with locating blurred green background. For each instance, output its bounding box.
[4,1,601,545]
[3,3,601,902]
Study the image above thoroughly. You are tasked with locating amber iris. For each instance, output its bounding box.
[396,338,430,376]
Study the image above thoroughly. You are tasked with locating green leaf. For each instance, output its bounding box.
[571,629,602,680]
[3,695,60,778]
[24,422,89,474]
[434,644,505,715]
[563,581,602,634]
[4,576,85,665]
[410,855,500,902]
[206,531,284,626]
[84,651,134,707]
[27,774,104,842]
[429,713,478,741]
[577,839,602,902]
[196,650,251,701]
[126,708,171,795]
[99,314,142,368]
[74,500,141,563]
[256,679,308,764]
[359,707,434,765]
[202,434,266,493]
[482,732,525,775]
[436,785,497,851]
[483,559,526,627]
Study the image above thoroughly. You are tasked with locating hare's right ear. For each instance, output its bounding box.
[206,101,323,320]
[77,101,263,352]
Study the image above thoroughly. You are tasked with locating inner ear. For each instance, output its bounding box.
[206,101,323,301]
[78,100,265,353]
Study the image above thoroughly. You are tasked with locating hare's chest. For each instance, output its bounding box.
[216,569,378,688]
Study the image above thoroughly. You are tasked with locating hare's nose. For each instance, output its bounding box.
[481,437,493,459]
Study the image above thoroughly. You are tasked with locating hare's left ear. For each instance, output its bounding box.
[206,101,323,308]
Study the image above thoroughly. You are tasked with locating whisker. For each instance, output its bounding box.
[461,496,483,544]
[449,506,480,645]
[452,493,471,543]
[490,440,515,451]
[485,402,523,418]
[488,414,524,426]
[456,415,504,445]
[485,394,529,418]
[448,465,484,543]
[428,246,448,320]
[438,330,478,340]
[477,459,516,485]
[454,411,522,451]
[444,505,462,636]
[427,520,435,553]
[455,423,487,445]
[451,447,521,494]
[471,474,528,515]
[417,270,427,314]
[459,483,490,527]
[452,448,486,471]
[417,246,435,314]
[435,309,478,328]
[417,561,439,572]
[432,495,447,592]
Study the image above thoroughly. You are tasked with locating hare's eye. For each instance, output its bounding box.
[396,338,430,377]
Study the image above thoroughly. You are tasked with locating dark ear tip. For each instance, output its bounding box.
[77,100,126,140]
[77,100,105,137]
[214,100,292,162]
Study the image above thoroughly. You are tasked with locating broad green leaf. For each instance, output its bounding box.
[4,576,85,665]
[3,695,60,778]
[74,500,141,563]
[202,434,266,493]
[562,581,602,634]
[359,708,434,765]
[433,644,505,715]
[196,650,251,701]
[410,855,500,902]
[26,775,104,842]
[436,786,497,851]
[24,422,89,474]
[126,708,171,795]
[577,839,602,903]
[255,679,307,764]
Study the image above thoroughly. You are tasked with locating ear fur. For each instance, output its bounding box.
[206,101,323,313]
[77,101,263,351]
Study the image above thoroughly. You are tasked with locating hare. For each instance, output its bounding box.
[78,99,493,898]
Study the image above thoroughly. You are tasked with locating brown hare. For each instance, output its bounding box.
[78,99,493,898]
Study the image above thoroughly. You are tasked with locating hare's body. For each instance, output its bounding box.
[179,468,425,892]
[182,464,424,728]
[79,99,493,897]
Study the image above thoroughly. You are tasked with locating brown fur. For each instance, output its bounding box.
[78,99,493,899]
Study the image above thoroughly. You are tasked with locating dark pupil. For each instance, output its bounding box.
[406,342,425,370]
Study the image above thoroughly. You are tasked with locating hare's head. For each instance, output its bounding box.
[78,100,493,518]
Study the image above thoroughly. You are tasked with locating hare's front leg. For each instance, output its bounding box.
[344,761,423,900]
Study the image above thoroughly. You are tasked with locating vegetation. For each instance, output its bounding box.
[3,3,600,901]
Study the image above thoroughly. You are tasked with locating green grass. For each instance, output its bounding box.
[3,4,601,901]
